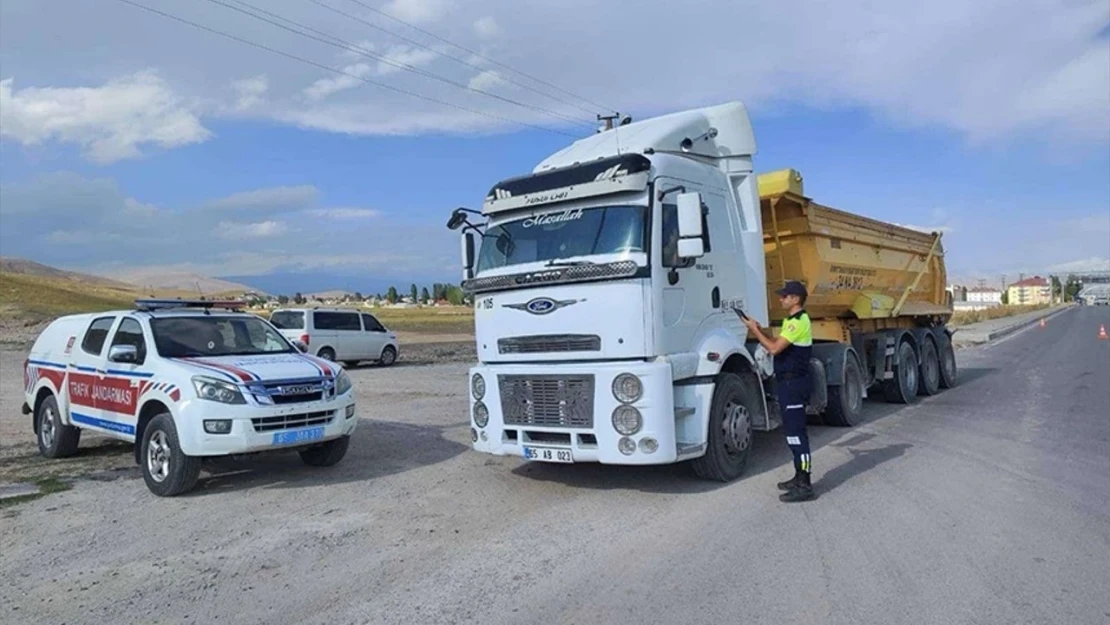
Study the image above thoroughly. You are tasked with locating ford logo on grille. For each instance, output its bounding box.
[279,384,316,396]
[503,297,583,315]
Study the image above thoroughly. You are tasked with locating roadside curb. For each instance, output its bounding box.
[952,305,1074,346]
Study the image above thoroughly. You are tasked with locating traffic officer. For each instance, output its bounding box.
[739,280,816,502]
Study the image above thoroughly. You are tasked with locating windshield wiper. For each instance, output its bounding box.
[545,259,597,268]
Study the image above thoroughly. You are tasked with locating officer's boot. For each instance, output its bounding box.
[777,469,802,491]
[779,471,815,503]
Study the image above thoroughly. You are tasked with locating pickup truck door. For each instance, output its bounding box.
[95,316,154,440]
[65,315,118,433]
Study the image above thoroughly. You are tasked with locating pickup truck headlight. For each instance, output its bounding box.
[192,376,246,405]
[334,370,352,396]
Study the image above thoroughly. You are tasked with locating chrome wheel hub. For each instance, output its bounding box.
[147,430,171,483]
[40,406,56,448]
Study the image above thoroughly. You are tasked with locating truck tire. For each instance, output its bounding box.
[691,372,759,482]
[36,395,81,458]
[882,340,919,404]
[918,338,941,396]
[141,413,201,497]
[939,340,958,389]
[299,435,351,467]
[824,355,864,427]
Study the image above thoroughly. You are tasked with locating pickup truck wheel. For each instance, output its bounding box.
[141,413,201,497]
[918,338,942,396]
[939,340,958,389]
[299,435,350,467]
[882,340,920,404]
[36,395,81,458]
[378,345,397,366]
[691,372,758,482]
[824,355,864,427]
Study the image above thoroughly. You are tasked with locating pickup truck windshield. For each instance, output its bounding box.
[476,205,647,272]
[151,316,295,358]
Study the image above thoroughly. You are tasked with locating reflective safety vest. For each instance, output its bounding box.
[774,310,813,379]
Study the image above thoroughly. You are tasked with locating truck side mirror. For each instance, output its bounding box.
[461,231,476,280]
[676,192,706,259]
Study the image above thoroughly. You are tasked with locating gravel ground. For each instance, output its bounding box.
[1,309,1107,625]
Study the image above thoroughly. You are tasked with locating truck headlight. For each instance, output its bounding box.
[471,373,486,400]
[334,370,352,396]
[612,373,642,404]
[473,401,489,427]
[192,376,246,405]
[612,405,642,435]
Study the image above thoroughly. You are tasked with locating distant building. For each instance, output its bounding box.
[947,285,968,302]
[967,286,1003,305]
[1007,276,1051,306]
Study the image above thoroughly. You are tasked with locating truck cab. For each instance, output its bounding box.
[449,102,774,479]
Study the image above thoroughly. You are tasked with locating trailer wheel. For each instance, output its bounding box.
[918,338,942,396]
[939,339,958,389]
[691,372,759,482]
[882,340,919,404]
[824,355,864,427]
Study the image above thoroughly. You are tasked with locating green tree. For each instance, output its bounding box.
[294,292,306,305]
[1065,275,1082,301]
[421,287,431,303]
[1000,289,1009,305]
[445,285,464,306]
[354,291,364,301]
[386,286,399,304]
[277,294,289,305]
[410,283,418,302]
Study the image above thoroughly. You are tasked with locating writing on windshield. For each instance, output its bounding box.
[476,205,646,272]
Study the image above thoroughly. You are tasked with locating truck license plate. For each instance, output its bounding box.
[523,447,573,463]
[272,427,325,446]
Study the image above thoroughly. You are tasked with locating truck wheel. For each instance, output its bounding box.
[299,436,350,467]
[882,340,919,404]
[939,340,958,389]
[36,395,81,458]
[691,372,759,482]
[918,338,942,396]
[824,356,864,427]
[141,413,201,497]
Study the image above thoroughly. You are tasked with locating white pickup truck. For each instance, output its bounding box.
[22,299,358,496]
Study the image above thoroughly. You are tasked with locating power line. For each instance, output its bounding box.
[341,0,616,114]
[309,0,601,118]
[212,0,596,130]
[113,0,581,138]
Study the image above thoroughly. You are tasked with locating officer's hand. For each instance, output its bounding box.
[741,316,761,333]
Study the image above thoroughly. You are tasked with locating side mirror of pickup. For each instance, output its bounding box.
[108,344,138,363]
[676,192,706,259]
[461,231,476,280]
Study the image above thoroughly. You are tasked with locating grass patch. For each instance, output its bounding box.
[950,304,1051,326]
[0,271,138,321]
[0,476,72,509]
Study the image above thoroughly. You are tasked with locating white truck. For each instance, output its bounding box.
[447,101,956,480]
[22,299,358,496]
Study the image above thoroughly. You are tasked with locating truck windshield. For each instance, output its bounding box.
[151,316,295,358]
[476,205,647,272]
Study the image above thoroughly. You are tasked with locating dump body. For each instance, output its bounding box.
[757,169,950,336]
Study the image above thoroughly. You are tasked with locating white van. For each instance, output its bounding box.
[268,308,399,367]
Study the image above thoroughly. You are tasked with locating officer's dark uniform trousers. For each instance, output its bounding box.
[775,310,813,476]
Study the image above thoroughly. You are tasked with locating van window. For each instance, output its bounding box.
[81,316,116,356]
[361,314,386,332]
[314,311,361,331]
[108,318,147,364]
[270,311,305,330]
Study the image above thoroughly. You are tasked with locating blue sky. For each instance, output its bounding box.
[1,0,1108,293]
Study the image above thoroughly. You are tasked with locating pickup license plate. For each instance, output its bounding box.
[523,446,573,463]
[272,427,325,446]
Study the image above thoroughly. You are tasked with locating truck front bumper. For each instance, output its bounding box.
[175,394,358,457]
[468,360,676,465]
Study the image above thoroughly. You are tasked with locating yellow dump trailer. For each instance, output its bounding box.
[755,169,958,421]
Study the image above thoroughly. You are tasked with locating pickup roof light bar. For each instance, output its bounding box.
[134,298,248,312]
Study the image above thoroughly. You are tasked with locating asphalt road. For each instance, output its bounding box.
[2,306,1108,625]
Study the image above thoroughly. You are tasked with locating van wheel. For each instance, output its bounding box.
[378,346,397,366]
[691,372,759,482]
[882,340,920,404]
[141,413,201,497]
[918,338,942,396]
[824,355,864,427]
[299,436,350,467]
[939,340,958,389]
[317,347,336,362]
[36,395,81,458]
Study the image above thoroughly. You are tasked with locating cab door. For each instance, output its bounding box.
[66,315,117,432]
[96,317,153,439]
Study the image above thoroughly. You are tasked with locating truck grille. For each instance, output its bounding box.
[248,378,329,405]
[498,334,601,354]
[498,374,594,428]
[251,410,335,432]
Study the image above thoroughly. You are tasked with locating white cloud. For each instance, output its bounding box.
[374,46,440,76]
[216,220,288,239]
[0,71,210,163]
[306,208,382,219]
[473,16,500,39]
[383,0,450,24]
[231,75,268,111]
[1046,257,1110,273]
[468,70,503,91]
[302,63,372,100]
[204,185,318,213]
